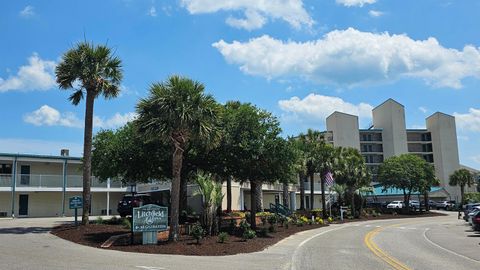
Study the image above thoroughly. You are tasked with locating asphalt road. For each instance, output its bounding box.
[293,211,480,270]
[0,212,478,270]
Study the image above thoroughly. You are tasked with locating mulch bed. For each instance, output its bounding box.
[51,211,447,256]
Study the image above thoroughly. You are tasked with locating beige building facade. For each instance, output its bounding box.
[326,98,475,201]
[0,152,127,218]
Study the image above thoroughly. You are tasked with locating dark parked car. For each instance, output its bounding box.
[463,203,480,221]
[117,194,152,217]
[471,211,480,231]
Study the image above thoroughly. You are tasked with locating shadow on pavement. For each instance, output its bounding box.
[0,226,51,234]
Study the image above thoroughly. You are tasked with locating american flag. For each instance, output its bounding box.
[324,171,335,186]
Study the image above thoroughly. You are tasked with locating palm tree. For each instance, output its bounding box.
[314,141,336,218]
[334,147,370,218]
[298,129,323,210]
[136,75,219,241]
[449,169,474,205]
[56,42,123,225]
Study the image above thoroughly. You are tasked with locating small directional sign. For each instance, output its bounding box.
[69,196,83,209]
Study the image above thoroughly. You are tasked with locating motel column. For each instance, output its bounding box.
[61,159,67,216]
[11,156,17,218]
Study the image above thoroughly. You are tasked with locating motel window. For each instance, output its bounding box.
[0,164,12,174]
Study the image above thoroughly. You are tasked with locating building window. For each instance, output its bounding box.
[0,164,12,174]
[421,133,432,141]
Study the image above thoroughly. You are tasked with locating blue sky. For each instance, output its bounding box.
[1,0,479,168]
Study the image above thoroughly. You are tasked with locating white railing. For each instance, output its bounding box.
[0,174,12,187]
[0,174,124,189]
[303,182,322,191]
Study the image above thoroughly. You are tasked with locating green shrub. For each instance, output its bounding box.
[261,216,268,226]
[268,225,276,233]
[267,214,279,226]
[242,229,256,240]
[95,216,104,224]
[218,232,228,243]
[327,216,333,223]
[108,216,119,225]
[258,227,268,237]
[121,218,131,230]
[191,223,205,244]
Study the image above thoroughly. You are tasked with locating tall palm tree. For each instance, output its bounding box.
[334,147,370,218]
[449,168,474,205]
[298,129,323,210]
[314,141,336,218]
[56,42,122,225]
[136,75,219,241]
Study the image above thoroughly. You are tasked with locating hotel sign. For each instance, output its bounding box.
[132,204,168,232]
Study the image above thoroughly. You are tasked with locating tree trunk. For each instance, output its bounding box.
[81,91,95,225]
[310,173,314,210]
[460,185,465,206]
[250,181,258,229]
[299,174,305,210]
[255,182,263,212]
[226,175,232,212]
[179,173,188,215]
[321,174,327,218]
[169,136,184,242]
[282,182,289,208]
[424,192,429,212]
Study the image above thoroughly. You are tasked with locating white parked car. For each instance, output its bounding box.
[387,201,404,209]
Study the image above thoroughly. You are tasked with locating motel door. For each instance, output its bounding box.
[19,194,28,216]
[20,165,30,185]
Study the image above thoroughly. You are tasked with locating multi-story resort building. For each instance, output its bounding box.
[0,99,475,217]
[326,98,475,201]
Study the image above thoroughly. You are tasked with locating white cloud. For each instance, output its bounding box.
[0,138,83,157]
[454,108,480,132]
[180,0,313,30]
[0,53,56,92]
[419,106,428,113]
[20,5,35,17]
[226,9,266,30]
[336,0,376,7]
[148,6,157,17]
[278,94,373,123]
[368,10,384,17]
[213,28,480,89]
[23,105,83,128]
[24,105,137,129]
[94,112,138,129]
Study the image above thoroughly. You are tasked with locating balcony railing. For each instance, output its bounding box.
[0,174,124,189]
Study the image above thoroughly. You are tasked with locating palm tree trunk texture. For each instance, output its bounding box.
[250,181,258,229]
[424,192,429,212]
[320,174,327,218]
[226,176,232,212]
[255,182,263,212]
[282,182,289,208]
[299,174,305,210]
[310,173,314,210]
[169,139,184,242]
[81,91,94,225]
[179,175,187,214]
[460,185,465,205]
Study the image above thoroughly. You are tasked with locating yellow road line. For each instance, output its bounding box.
[364,223,413,270]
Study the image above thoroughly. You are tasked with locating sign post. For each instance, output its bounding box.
[132,204,168,245]
[69,196,83,226]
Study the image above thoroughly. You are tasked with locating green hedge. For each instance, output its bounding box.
[465,192,480,203]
